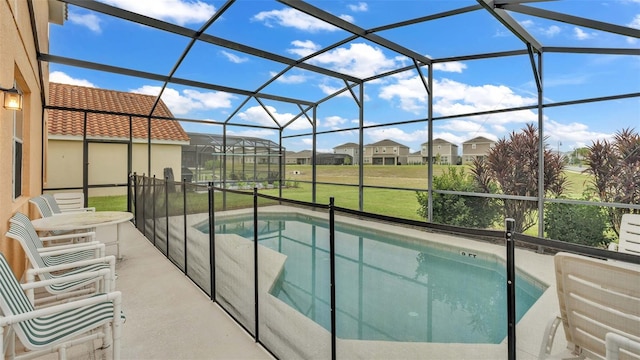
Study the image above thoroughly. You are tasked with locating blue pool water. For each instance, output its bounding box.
[208,213,545,344]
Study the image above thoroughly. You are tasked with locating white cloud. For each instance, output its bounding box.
[102,0,215,26]
[433,62,467,73]
[629,14,640,29]
[573,27,596,40]
[253,8,342,32]
[544,119,613,145]
[287,40,322,57]
[221,51,248,64]
[321,116,349,129]
[378,76,539,130]
[303,42,401,78]
[520,19,534,28]
[68,12,102,33]
[49,71,96,87]
[348,2,368,12]
[626,14,640,43]
[269,71,307,84]
[366,127,427,144]
[131,86,235,115]
[237,105,312,130]
[542,25,561,37]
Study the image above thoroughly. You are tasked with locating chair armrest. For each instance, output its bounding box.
[38,242,105,257]
[26,255,116,275]
[59,207,96,213]
[21,268,111,292]
[606,333,640,360]
[40,231,96,243]
[538,314,562,359]
[0,290,121,327]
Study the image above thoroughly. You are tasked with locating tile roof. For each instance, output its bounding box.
[48,83,189,142]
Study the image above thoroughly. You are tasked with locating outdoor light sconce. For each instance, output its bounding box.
[1,86,23,111]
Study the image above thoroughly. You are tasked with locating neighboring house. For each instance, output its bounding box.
[333,142,359,165]
[407,150,423,165]
[461,136,496,163]
[285,150,313,165]
[47,83,190,196]
[363,139,410,165]
[421,138,459,165]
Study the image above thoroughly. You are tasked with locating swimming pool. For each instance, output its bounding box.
[206,212,545,344]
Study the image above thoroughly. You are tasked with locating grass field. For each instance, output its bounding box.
[93,165,595,233]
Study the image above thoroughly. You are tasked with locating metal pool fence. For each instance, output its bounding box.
[128,173,639,360]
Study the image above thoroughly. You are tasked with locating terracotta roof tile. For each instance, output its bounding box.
[48,83,190,142]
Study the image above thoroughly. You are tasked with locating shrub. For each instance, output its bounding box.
[416,167,500,228]
[545,197,609,247]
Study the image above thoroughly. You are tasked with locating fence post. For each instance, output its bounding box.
[152,175,156,247]
[131,172,137,226]
[505,218,516,360]
[329,197,336,360]
[165,176,170,258]
[253,187,259,342]
[183,179,188,276]
[141,173,146,236]
[208,182,215,302]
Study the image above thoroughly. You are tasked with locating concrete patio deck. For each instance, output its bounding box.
[28,214,580,360]
[31,221,274,360]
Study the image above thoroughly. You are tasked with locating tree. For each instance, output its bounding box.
[471,124,568,233]
[583,128,640,235]
[416,167,500,228]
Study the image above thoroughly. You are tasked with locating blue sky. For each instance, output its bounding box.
[49,0,639,153]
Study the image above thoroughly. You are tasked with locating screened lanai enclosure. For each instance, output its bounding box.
[35,1,640,359]
[42,0,639,237]
[182,132,283,186]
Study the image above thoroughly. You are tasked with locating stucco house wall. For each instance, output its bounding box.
[364,140,410,165]
[0,0,52,273]
[46,83,190,197]
[462,136,496,163]
[421,138,459,165]
[47,138,186,196]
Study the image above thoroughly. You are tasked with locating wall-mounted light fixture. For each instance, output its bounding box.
[1,86,23,111]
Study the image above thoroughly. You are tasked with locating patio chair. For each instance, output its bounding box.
[538,252,640,360]
[9,212,106,266]
[29,196,56,218]
[44,193,95,213]
[5,222,116,306]
[606,333,640,360]
[608,213,640,255]
[0,253,122,360]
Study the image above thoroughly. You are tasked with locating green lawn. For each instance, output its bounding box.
[88,165,595,231]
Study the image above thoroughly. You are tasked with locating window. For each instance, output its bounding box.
[375,147,378,153]
[13,82,23,199]
[382,148,386,153]
[472,143,477,149]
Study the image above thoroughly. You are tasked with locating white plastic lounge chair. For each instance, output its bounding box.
[44,193,95,213]
[0,253,122,360]
[9,212,106,266]
[609,213,640,256]
[606,333,640,360]
[5,222,116,305]
[539,252,640,359]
